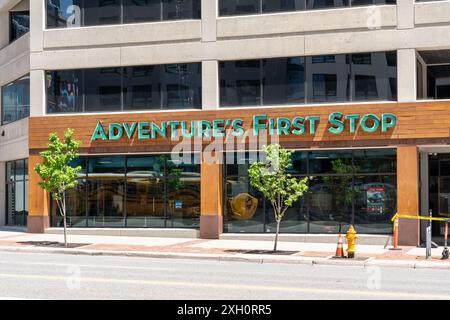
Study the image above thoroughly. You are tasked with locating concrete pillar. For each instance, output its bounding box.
[27,155,49,233]
[202,60,219,110]
[397,146,420,246]
[397,0,414,30]
[200,154,223,239]
[397,49,417,103]
[29,0,44,53]
[30,70,45,116]
[201,0,217,43]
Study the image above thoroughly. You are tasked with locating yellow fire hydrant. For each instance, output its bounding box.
[346,225,357,258]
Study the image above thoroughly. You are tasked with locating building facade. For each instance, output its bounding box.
[2,0,450,245]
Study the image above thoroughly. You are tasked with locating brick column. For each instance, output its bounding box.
[200,155,223,239]
[397,145,420,246]
[27,155,50,233]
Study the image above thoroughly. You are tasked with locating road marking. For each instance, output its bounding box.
[0,272,448,300]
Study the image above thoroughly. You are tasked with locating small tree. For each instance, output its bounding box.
[34,128,81,247]
[248,144,309,252]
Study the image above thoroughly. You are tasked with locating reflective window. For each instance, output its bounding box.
[161,64,202,109]
[47,63,201,113]
[84,68,122,112]
[5,159,28,227]
[163,0,201,20]
[263,57,305,105]
[123,66,160,110]
[51,154,200,228]
[46,0,200,28]
[46,70,83,114]
[10,11,29,42]
[220,52,396,107]
[220,60,261,107]
[219,0,394,16]
[2,75,30,125]
[82,0,121,26]
[224,149,397,234]
[307,54,350,103]
[47,0,83,28]
[123,0,161,23]
[351,52,397,101]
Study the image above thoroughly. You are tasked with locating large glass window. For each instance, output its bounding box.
[224,149,397,234]
[10,11,29,43]
[46,63,202,113]
[220,52,397,107]
[219,0,395,16]
[6,159,28,227]
[46,0,200,28]
[51,154,200,228]
[1,75,30,125]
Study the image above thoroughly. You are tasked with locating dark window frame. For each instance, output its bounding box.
[9,10,30,44]
[1,74,30,125]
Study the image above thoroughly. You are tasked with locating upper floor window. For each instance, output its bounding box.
[46,63,202,114]
[46,0,201,29]
[1,75,30,125]
[10,10,29,43]
[219,51,397,107]
[218,0,396,16]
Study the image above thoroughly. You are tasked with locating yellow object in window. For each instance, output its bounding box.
[228,193,258,220]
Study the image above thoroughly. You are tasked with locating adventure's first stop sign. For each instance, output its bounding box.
[91,112,397,141]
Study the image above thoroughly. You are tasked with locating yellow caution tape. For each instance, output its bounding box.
[391,212,449,223]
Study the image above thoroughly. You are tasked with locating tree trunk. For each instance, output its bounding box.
[273,219,280,252]
[63,212,67,247]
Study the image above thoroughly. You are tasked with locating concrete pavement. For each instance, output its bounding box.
[0,230,449,269]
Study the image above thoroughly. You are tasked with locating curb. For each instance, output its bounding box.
[1,245,450,270]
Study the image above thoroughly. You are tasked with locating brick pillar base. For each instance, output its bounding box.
[27,216,50,233]
[398,218,419,246]
[200,215,223,239]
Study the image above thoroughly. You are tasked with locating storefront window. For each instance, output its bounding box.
[5,159,28,226]
[224,149,397,234]
[2,75,30,125]
[50,154,200,228]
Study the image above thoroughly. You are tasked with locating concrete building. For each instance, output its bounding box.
[2,0,450,245]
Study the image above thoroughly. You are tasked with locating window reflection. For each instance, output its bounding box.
[2,75,30,125]
[10,11,29,42]
[46,0,200,28]
[6,159,28,227]
[50,154,200,228]
[47,63,201,113]
[224,149,397,234]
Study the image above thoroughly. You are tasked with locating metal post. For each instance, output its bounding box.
[426,209,432,259]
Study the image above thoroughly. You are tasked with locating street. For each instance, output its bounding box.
[0,251,449,300]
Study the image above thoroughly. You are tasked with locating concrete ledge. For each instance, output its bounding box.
[44,228,200,238]
[220,233,390,245]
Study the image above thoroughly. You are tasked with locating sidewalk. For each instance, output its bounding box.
[0,230,449,269]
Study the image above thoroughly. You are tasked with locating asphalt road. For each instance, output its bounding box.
[0,251,449,300]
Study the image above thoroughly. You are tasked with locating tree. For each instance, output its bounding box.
[34,128,81,247]
[248,144,309,252]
